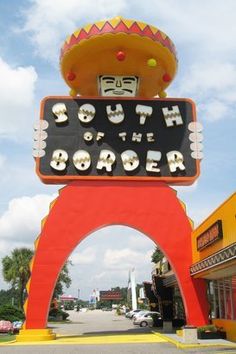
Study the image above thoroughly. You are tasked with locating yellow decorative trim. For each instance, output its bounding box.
[110,17,125,28]
[83,24,93,34]
[149,25,159,35]
[23,299,28,315]
[29,256,35,272]
[34,236,40,249]
[22,192,59,328]
[94,20,107,30]
[159,31,167,40]
[41,217,47,228]
[65,35,71,45]
[135,21,147,31]
[16,329,56,342]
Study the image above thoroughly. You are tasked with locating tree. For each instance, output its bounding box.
[151,247,164,264]
[2,247,72,309]
[2,248,33,309]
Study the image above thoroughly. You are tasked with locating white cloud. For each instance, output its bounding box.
[0,193,56,244]
[134,1,236,56]
[22,0,127,63]
[70,247,96,265]
[0,57,37,139]
[21,1,236,64]
[171,61,236,122]
[0,155,6,169]
[103,248,152,270]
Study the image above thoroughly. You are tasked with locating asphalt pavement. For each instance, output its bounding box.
[0,310,235,354]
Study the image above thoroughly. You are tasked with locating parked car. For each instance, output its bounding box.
[12,321,23,333]
[0,320,13,333]
[132,310,149,321]
[125,309,142,319]
[133,311,161,327]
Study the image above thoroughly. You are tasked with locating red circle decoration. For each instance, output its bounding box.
[116,51,126,61]
[67,72,76,81]
[163,73,171,82]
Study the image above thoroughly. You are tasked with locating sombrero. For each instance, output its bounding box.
[60,16,178,98]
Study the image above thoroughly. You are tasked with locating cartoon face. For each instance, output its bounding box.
[98,75,139,97]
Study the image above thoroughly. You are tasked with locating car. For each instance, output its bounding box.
[0,320,13,333]
[133,311,161,327]
[132,310,149,321]
[125,309,142,319]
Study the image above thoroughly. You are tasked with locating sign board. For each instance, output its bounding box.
[197,220,223,251]
[34,97,201,185]
[99,291,122,301]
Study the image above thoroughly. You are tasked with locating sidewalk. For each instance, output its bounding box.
[153,330,236,350]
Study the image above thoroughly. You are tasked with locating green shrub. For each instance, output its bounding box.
[0,305,24,322]
[197,325,217,333]
[48,308,69,321]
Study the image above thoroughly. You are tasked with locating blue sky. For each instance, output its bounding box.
[0,0,235,300]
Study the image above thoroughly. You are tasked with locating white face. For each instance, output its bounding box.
[99,75,139,97]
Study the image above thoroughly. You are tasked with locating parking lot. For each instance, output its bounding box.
[49,309,152,336]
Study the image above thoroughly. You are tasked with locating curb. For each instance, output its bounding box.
[151,331,236,349]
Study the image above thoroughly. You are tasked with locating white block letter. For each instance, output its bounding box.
[146,151,161,172]
[166,151,185,173]
[136,105,153,125]
[146,133,155,142]
[50,149,68,171]
[106,104,124,124]
[121,150,139,171]
[132,132,142,142]
[162,105,183,127]
[52,103,68,123]
[97,150,116,172]
[78,104,96,123]
[119,132,127,141]
[73,150,91,171]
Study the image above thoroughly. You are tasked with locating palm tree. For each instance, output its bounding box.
[2,248,33,309]
[2,247,72,309]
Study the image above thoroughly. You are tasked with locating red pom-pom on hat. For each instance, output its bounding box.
[116,51,126,61]
[163,73,171,82]
[67,72,76,81]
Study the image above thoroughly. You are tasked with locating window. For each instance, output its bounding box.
[208,277,236,320]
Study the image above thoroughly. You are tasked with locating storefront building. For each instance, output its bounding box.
[191,192,236,341]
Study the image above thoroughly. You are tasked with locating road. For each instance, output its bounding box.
[0,310,235,353]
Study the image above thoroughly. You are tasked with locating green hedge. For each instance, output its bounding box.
[0,305,24,322]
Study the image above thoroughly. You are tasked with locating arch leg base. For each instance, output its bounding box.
[16,329,56,342]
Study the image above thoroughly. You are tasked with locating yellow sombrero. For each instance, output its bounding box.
[60,17,178,98]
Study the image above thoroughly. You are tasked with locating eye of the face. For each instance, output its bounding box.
[101,76,115,84]
[122,77,137,84]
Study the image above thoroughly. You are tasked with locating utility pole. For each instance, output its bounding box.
[130,268,137,310]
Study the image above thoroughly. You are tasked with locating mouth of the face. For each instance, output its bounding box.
[112,90,125,95]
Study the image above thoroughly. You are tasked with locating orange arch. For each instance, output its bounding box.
[25,181,208,329]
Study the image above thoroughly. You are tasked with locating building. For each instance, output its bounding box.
[146,192,236,340]
[190,192,236,341]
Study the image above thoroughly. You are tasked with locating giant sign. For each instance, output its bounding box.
[34,97,202,185]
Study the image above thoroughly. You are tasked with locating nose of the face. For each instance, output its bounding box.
[115,79,122,88]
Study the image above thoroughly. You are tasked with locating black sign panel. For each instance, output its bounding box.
[197,220,223,251]
[35,97,200,184]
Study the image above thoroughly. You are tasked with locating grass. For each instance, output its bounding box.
[0,334,16,342]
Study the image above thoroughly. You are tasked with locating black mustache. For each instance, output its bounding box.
[104,88,133,93]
